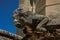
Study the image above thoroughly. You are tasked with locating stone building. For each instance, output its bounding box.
[16,0,60,39]
[0,0,60,40]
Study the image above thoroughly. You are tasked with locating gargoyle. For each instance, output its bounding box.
[13,8,60,40]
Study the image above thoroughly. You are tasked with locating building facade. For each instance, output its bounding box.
[0,0,60,40]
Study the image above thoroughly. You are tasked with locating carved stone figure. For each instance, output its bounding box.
[13,8,52,40]
[0,0,60,40]
[12,0,60,40]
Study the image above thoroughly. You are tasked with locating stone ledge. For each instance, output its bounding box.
[0,29,23,40]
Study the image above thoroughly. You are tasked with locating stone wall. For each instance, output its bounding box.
[19,0,32,12]
[46,0,60,19]
[35,0,46,15]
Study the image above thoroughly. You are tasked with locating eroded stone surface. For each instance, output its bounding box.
[0,36,13,40]
[0,29,22,40]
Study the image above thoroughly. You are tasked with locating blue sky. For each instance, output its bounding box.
[0,0,19,34]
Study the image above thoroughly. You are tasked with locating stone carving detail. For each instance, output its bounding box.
[0,29,22,40]
[0,0,60,40]
[12,8,60,40]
